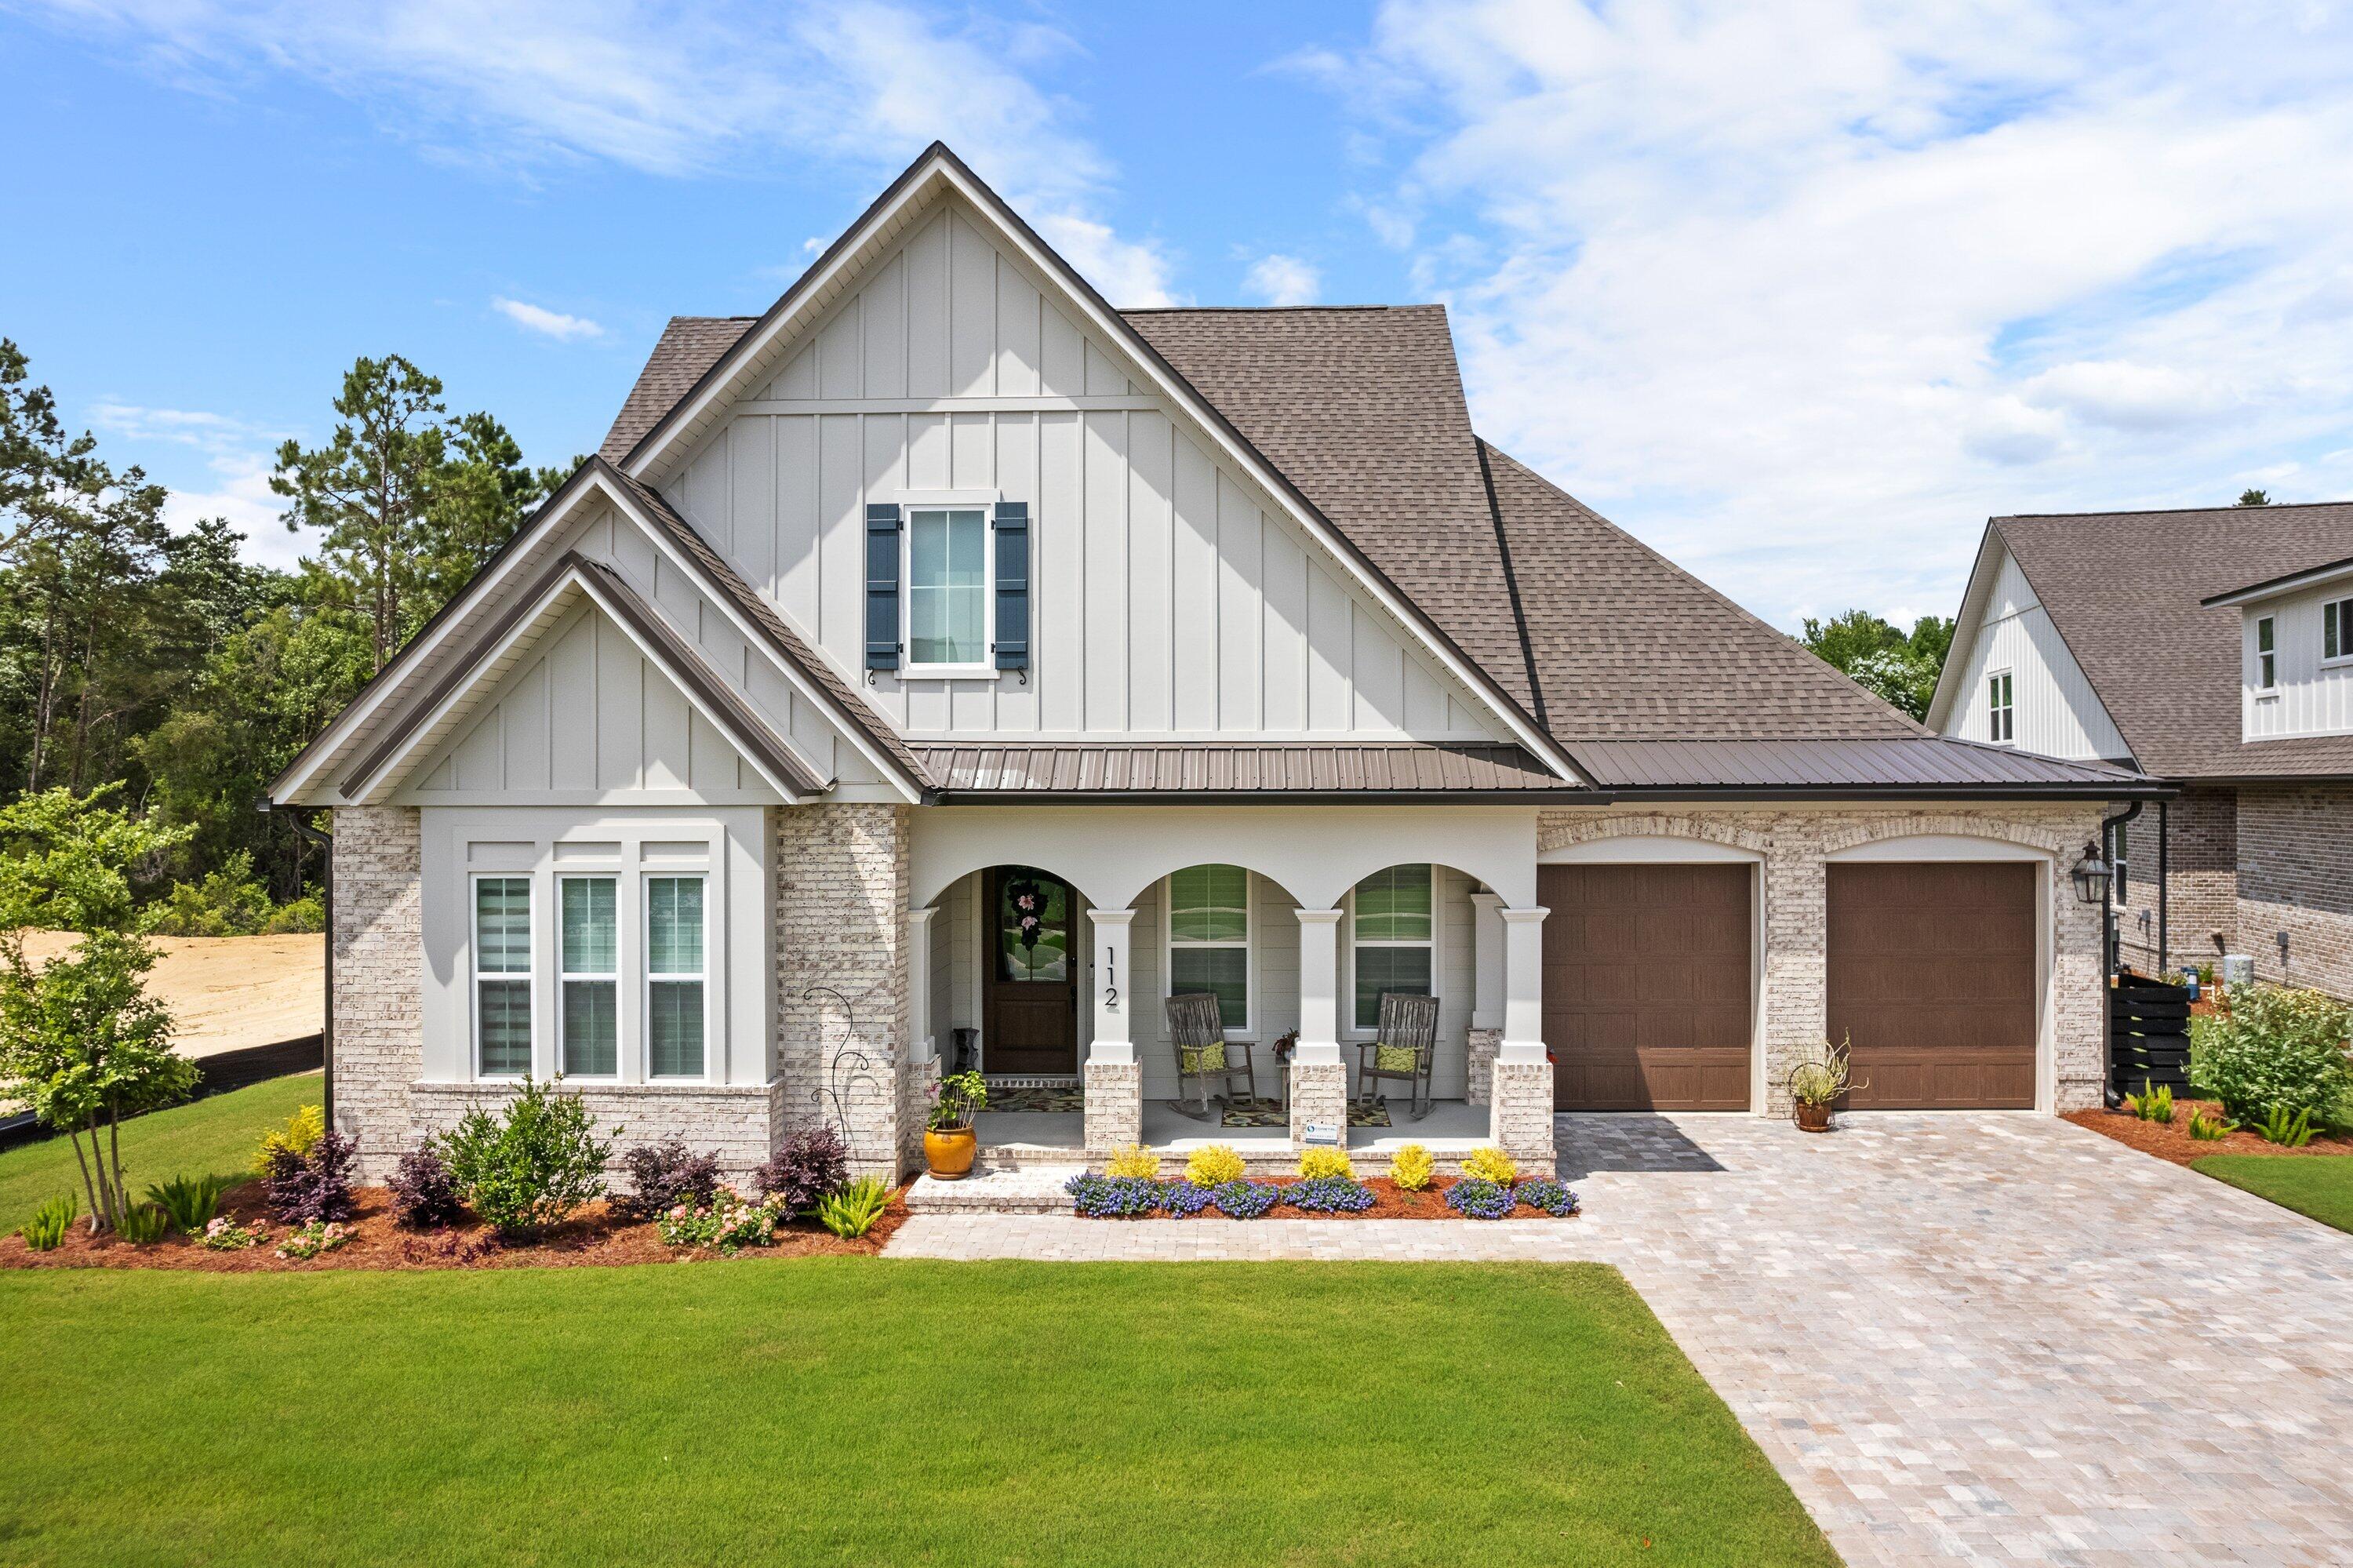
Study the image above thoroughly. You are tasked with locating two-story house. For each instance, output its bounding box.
[271,144,2151,1184]
[1931,501,2353,997]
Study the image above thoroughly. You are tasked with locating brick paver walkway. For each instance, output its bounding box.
[886,1111,2353,1566]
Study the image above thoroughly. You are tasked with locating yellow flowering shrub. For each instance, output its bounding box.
[1462,1145,1518,1185]
[1104,1143,1161,1180]
[1388,1144,1435,1191]
[253,1104,326,1175]
[1297,1147,1356,1181]
[1184,1144,1246,1186]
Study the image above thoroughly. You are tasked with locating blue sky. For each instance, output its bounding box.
[7,2,2353,631]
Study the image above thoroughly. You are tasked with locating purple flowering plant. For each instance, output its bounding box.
[1284,1176,1377,1213]
[1515,1177,1580,1217]
[1444,1177,1516,1220]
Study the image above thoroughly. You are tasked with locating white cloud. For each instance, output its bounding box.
[29,0,1176,303]
[1304,0,2353,625]
[1243,253,1322,307]
[491,297,605,341]
[85,402,305,568]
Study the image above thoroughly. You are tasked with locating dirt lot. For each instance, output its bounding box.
[17,931,322,1058]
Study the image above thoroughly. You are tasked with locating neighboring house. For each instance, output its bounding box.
[271,144,2153,1184]
[1930,502,2353,996]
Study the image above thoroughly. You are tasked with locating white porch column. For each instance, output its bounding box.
[1498,906,1550,1061]
[905,908,937,1064]
[1086,908,1136,1066]
[1293,909,1344,1064]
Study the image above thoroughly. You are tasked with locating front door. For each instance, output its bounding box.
[984,866,1078,1075]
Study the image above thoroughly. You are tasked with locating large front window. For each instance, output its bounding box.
[1168,864,1249,1033]
[473,876,533,1075]
[1351,864,1433,1031]
[646,876,706,1079]
[907,507,987,667]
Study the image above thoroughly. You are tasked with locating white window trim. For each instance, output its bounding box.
[1986,668,2015,744]
[644,873,713,1082]
[900,497,998,678]
[1342,865,1442,1042]
[470,871,536,1081]
[2325,598,2353,668]
[557,874,620,1080]
[2257,614,2279,694]
[1161,868,1257,1042]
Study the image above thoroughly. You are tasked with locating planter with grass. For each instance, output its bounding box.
[922,1070,986,1180]
[1787,1037,1860,1133]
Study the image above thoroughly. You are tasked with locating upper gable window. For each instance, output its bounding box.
[907,508,989,669]
[2326,598,2353,664]
[1987,670,2014,743]
[2257,615,2278,691]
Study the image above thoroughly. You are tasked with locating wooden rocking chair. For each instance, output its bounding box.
[1166,991,1262,1122]
[1352,991,1441,1121]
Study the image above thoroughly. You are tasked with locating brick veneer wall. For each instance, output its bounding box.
[2115,784,2237,977]
[1489,1061,1555,1164]
[1465,1028,1500,1106]
[408,1081,784,1181]
[2236,782,2353,999]
[331,806,424,1179]
[1535,804,2112,1112]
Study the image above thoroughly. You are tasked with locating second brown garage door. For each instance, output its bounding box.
[1543,863,1752,1110]
[1826,861,2037,1109]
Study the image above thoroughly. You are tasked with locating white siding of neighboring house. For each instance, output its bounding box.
[2239,582,2353,740]
[661,199,1504,745]
[1942,543,2132,762]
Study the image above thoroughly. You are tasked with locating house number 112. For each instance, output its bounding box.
[1102,945,1118,1013]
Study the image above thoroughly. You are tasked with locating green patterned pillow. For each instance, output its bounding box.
[1373,1042,1420,1073]
[1181,1042,1227,1073]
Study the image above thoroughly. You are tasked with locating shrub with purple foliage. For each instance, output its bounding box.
[1284,1176,1377,1213]
[755,1125,851,1212]
[264,1130,358,1224]
[1159,1179,1215,1217]
[1209,1179,1281,1219]
[1064,1173,1163,1217]
[1515,1177,1580,1217]
[615,1137,724,1221]
[388,1147,462,1229]
[1444,1177,1515,1220]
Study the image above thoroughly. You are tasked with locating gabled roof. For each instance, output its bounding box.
[1959,503,2353,779]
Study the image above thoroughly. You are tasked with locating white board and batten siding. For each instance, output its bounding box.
[1943,543,2132,762]
[662,199,1503,746]
[2240,583,2353,740]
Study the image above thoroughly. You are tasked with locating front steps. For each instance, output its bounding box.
[903,1138,1509,1212]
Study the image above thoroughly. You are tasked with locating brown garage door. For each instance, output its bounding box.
[1826,861,2036,1109]
[1542,863,1752,1110]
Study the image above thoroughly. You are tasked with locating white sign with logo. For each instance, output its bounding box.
[1300,1122,1341,1147]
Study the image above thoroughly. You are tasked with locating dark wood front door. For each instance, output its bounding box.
[984,866,1078,1075]
[1543,863,1753,1110]
[1827,861,2037,1109]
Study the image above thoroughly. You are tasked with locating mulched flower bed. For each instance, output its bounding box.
[1,1181,909,1271]
[1074,1175,1577,1221]
[2064,1099,2353,1168]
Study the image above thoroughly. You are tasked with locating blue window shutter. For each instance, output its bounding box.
[993,500,1030,671]
[864,504,901,671]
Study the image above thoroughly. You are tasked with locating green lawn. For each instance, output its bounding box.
[0,1071,317,1235]
[0,1261,1835,1568]
[2194,1153,2353,1233]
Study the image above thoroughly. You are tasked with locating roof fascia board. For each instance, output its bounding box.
[620,145,1583,786]
[2202,553,2353,608]
[595,469,927,802]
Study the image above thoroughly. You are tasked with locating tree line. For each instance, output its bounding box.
[0,340,577,932]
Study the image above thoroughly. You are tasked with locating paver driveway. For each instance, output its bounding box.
[887,1112,2353,1566]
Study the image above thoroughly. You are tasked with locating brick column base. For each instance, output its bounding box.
[1287,1060,1347,1148]
[1466,1028,1501,1107]
[1084,1060,1142,1156]
[896,1057,941,1183]
[1490,1060,1556,1167]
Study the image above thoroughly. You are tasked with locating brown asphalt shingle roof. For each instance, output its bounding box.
[600,317,758,462]
[1995,504,2353,779]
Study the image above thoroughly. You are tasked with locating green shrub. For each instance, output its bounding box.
[260,895,325,934]
[437,1076,613,1238]
[115,1202,171,1244]
[1104,1144,1160,1180]
[2191,986,2353,1122]
[2251,1103,2317,1148]
[815,1177,891,1239]
[1297,1147,1355,1181]
[146,1173,229,1232]
[22,1193,78,1250]
[1389,1144,1435,1191]
[253,1103,325,1175]
[1462,1146,1518,1185]
[2186,1110,2235,1141]
[1184,1144,1246,1187]
[2127,1080,2174,1124]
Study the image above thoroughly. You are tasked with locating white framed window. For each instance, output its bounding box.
[1165,864,1251,1037]
[559,875,618,1077]
[471,875,533,1077]
[1348,864,1435,1033]
[905,506,990,670]
[2326,599,2353,664]
[1987,669,2015,743]
[646,875,707,1079]
[2257,614,2278,691]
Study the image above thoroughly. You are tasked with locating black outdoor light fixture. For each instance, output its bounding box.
[2070,842,2112,906]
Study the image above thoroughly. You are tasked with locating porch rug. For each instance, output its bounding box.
[1219,1101,1393,1130]
[984,1086,1086,1115]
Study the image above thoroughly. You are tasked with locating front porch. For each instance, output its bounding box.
[966,1090,1498,1174]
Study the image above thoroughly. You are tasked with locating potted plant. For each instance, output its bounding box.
[1786,1037,1861,1133]
[924,1070,987,1180]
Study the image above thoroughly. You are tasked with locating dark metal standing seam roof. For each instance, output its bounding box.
[1566,737,2154,795]
[913,742,1577,796]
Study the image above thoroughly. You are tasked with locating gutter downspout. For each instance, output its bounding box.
[2100,799,2144,1110]
[265,799,333,1133]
